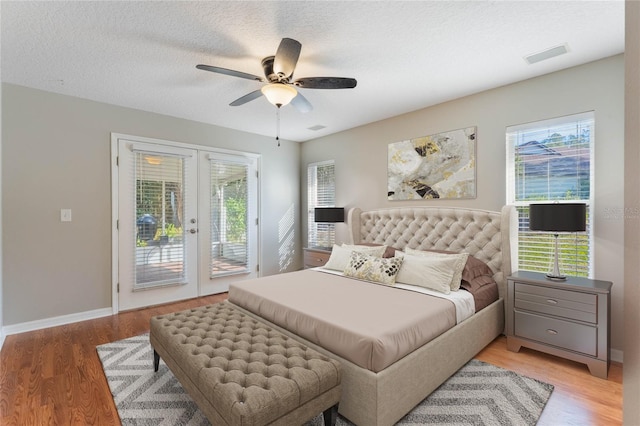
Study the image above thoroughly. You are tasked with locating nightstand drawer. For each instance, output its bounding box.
[304,250,330,268]
[515,310,597,356]
[515,283,597,323]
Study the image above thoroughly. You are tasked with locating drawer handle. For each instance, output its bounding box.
[546,299,558,305]
[316,258,322,262]
[546,329,558,335]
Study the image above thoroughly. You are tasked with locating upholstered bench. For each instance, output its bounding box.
[150,301,342,426]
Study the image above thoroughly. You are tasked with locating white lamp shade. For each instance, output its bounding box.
[261,83,297,107]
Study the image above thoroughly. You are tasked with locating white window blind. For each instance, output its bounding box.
[307,160,336,248]
[209,159,249,277]
[506,112,594,277]
[133,151,188,289]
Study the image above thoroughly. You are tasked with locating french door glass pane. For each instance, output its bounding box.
[134,152,187,289]
[210,160,249,276]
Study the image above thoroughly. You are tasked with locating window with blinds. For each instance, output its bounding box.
[209,159,249,276]
[134,152,187,289]
[506,112,594,277]
[307,160,336,248]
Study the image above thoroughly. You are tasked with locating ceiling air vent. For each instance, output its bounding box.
[524,44,569,65]
[308,125,326,131]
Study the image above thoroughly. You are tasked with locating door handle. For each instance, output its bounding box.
[189,228,198,234]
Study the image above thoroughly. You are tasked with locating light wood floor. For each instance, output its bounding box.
[477,336,622,425]
[0,294,622,425]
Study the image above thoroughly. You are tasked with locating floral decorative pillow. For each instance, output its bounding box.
[343,251,403,285]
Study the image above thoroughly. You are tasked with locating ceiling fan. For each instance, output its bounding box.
[196,38,357,113]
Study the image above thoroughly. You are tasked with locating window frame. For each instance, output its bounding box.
[506,112,595,277]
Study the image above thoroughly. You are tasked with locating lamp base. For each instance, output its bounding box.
[547,233,567,281]
[545,273,567,281]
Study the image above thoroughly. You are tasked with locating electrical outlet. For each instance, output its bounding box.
[61,209,72,222]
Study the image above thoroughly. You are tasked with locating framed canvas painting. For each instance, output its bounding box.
[388,126,476,200]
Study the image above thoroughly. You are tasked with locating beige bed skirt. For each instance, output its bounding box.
[227,298,504,426]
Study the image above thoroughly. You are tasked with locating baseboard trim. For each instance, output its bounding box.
[611,348,623,364]
[2,307,113,336]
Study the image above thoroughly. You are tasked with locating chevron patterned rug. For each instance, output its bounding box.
[97,334,553,426]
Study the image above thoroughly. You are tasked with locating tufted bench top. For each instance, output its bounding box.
[150,301,341,426]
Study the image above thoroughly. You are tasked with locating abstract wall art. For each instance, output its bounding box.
[388,126,476,200]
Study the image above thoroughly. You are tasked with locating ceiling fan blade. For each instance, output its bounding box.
[293,77,357,89]
[273,38,301,78]
[290,92,313,113]
[196,64,263,82]
[229,89,263,106]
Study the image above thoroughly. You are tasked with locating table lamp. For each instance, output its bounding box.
[529,203,586,281]
[314,207,344,223]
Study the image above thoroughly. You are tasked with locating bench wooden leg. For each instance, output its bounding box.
[153,349,160,372]
[323,403,339,426]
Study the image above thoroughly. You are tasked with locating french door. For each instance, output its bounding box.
[113,136,259,311]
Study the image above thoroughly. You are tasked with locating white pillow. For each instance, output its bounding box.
[341,244,387,258]
[394,252,456,294]
[404,248,469,291]
[324,244,388,271]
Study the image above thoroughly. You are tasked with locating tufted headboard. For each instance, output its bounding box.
[347,205,518,299]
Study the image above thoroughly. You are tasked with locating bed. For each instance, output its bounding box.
[227,205,517,426]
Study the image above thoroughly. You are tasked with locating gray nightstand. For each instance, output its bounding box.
[303,247,332,268]
[506,270,612,379]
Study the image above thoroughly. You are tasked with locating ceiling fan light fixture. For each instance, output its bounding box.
[261,83,297,107]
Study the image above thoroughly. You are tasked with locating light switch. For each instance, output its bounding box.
[61,209,72,222]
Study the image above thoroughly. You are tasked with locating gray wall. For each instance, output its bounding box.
[0,49,3,344]
[2,83,301,325]
[624,0,640,423]
[301,55,625,355]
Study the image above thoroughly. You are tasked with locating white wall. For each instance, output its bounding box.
[624,0,640,423]
[301,55,625,355]
[1,83,301,326]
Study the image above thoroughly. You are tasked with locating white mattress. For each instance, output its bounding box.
[315,267,476,323]
[229,269,458,372]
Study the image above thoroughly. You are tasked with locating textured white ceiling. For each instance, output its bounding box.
[1,1,625,142]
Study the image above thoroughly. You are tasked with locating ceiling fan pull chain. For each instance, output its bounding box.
[276,106,281,147]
